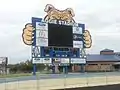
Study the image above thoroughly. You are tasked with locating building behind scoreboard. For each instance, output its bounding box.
[72,49,120,72]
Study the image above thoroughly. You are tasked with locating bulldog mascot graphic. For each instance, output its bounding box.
[22,4,92,48]
[44,4,75,24]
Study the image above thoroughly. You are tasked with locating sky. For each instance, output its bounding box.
[0,0,120,64]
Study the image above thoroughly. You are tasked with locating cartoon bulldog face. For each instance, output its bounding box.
[44,4,75,24]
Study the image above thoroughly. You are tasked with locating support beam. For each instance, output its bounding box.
[33,64,36,75]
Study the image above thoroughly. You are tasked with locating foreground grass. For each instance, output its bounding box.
[0,73,33,78]
[0,71,52,78]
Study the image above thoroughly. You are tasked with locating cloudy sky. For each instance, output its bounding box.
[0,0,120,64]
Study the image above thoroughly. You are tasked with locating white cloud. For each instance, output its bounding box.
[0,0,40,12]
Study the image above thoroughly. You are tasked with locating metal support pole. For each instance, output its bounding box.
[80,64,85,73]
[63,66,66,74]
[63,65,68,74]
[65,65,68,74]
[33,64,36,75]
[52,65,55,74]
[63,66,65,74]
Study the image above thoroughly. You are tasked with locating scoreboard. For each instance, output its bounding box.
[33,21,84,48]
[32,17,86,64]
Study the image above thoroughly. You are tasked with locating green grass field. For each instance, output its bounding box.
[0,73,33,78]
[0,70,52,78]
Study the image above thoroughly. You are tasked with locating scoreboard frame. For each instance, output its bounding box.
[31,17,86,65]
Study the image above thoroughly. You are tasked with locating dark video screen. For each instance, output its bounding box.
[48,23,73,47]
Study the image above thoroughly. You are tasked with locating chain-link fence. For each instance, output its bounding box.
[0,71,120,90]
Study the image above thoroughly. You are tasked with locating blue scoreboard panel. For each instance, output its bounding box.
[32,17,86,64]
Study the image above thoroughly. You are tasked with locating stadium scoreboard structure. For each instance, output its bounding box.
[22,4,92,74]
[32,17,86,65]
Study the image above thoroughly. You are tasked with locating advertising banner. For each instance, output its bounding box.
[73,26,83,34]
[60,58,70,64]
[36,22,48,30]
[32,58,52,64]
[0,57,8,65]
[52,58,61,64]
[35,21,48,46]
[36,30,48,38]
[36,38,48,46]
[73,34,83,41]
[73,41,83,48]
[71,58,86,64]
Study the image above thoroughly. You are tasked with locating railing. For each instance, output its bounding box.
[0,71,120,90]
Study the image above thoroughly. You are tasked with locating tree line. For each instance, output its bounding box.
[8,60,46,73]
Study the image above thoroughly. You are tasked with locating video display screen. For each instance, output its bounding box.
[48,23,73,47]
